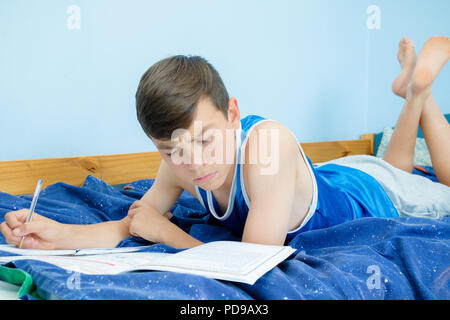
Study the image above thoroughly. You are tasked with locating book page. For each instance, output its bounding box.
[156,241,294,275]
[0,241,295,284]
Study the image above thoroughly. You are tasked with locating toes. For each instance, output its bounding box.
[400,37,414,47]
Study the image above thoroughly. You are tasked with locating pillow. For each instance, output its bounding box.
[375,127,431,166]
[373,131,384,156]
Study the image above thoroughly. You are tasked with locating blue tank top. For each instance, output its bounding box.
[195,115,399,243]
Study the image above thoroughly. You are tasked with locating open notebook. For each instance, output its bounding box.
[0,241,295,285]
[0,244,148,256]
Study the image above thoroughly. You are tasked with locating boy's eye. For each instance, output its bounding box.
[166,137,213,158]
[167,149,182,158]
[201,136,213,144]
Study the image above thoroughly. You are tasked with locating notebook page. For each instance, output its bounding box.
[0,244,75,256]
[157,241,294,275]
[0,244,149,256]
[0,252,171,275]
[0,242,295,283]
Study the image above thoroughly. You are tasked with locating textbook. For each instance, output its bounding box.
[0,241,296,285]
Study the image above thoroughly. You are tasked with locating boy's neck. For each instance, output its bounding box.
[222,162,237,194]
[214,131,239,196]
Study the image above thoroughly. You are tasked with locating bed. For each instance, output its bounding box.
[0,133,448,300]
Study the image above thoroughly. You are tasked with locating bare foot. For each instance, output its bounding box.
[392,37,416,98]
[411,36,450,96]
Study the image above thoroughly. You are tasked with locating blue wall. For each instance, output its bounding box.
[1,0,449,161]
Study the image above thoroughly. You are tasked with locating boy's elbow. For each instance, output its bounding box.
[241,231,286,246]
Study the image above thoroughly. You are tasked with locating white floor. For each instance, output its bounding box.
[0,280,20,300]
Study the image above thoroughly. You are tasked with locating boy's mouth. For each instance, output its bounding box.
[194,172,217,183]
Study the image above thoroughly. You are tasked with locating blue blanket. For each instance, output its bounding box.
[0,175,449,300]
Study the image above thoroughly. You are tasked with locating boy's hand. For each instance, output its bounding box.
[0,209,64,249]
[127,200,171,244]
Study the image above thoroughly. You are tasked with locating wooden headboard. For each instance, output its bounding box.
[0,134,375,195]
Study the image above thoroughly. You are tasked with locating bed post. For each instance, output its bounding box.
[360,133,375,156]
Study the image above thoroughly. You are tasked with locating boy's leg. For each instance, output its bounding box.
[412,36,450,186]
[383,37,422,173]
[420,94,450,186]
[392,37,416,98]
[382,91,426,173]
[384,36,450,185]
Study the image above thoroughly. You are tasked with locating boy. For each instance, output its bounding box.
[1,37,449,250]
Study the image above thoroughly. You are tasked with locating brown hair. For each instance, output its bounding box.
[135,55,230,140]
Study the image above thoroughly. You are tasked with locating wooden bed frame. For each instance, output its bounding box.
[0,134,375,196]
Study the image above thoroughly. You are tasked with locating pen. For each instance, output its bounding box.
[18,179,43,249]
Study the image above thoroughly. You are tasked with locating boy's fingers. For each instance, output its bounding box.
[16,209,29,220]
[4,210,27,229]
[12,220,45,237]
[129,201,142,210]
[162,212,173,220]
[0,222,21,244]
[20,236,39,249]
[127,208,137,218]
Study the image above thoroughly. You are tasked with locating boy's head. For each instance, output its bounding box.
[136,55,230,140]
[135,55,241,190]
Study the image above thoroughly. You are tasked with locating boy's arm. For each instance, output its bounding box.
[60,161,187,249]
[58,217,132,249]
[241,122,305,246]
[128,201,203,249]
[127,159,204,249]
[3,161,189,250]
[60,213,203,250]
[139,159,185,216]
[2,209,132,250]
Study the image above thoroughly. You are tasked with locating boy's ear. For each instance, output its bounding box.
[227,97,240,128]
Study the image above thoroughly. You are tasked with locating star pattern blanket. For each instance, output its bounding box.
[0,175,448,300]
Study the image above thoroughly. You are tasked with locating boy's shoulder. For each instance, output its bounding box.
[241,118,302,179]
[242,114,295,134]
[242,117,299,150]
[241,117,310,208]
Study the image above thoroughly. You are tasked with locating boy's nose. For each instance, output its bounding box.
[187,144,206,167]
[188,156,207,169]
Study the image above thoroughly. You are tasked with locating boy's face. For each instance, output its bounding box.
[152,96,241,191]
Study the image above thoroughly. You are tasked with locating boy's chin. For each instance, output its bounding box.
[195,173,224,191]
[195,180,219,191]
